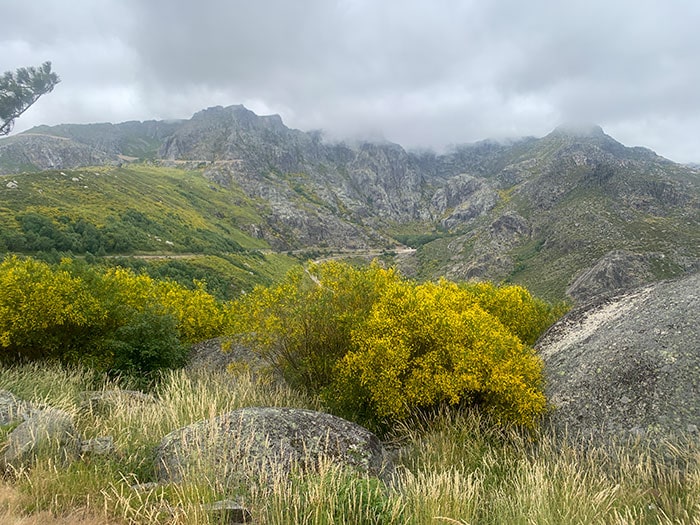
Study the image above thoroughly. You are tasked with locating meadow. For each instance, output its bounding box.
[2,363,699,525]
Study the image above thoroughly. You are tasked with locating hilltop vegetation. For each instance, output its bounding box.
[0,164,298,298]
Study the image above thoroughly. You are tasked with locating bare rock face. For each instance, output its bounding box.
[0,134,119,174]
[538,272,700,440]
[566,249,656,303]
[154,407,394,487]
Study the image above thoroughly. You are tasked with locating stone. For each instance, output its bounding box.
[0,390,29,426]
[154,407,394,488]
[2,408,81,471]
[79,389,158,416]
[202,500,252,524]
[80,436,115,455]
[538,272,700,441]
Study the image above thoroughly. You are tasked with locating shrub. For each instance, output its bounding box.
[459,281,565,345]
[99,308,189,380]
[0,255,105,362]
[0,256,225,375]
[332,279,546,430]
[229,261,557,431]
[228,260,400,392]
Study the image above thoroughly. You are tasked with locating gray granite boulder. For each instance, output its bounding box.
[539,272,700,441]
[0,389,29,426]
[1,407,81,471]
[154,407,394,487]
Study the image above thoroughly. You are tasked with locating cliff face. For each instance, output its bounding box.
[1,106,698,300]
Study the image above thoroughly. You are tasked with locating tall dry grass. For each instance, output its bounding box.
[2,363,699,524]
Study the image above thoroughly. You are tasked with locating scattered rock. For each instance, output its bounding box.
[538,272,700,441]
[0,390,29,425]
[202,500,252,524]
[131,482,160,493]
[79,389,158,415]
[154,407,394,487]
[2,408,81,471]
[80,436,115,456]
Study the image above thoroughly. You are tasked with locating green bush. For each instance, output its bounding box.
[99,308,189,380]
[229,261,561,432]
[0,255,224,376]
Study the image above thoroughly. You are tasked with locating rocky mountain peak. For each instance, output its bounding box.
[190,105,286,132]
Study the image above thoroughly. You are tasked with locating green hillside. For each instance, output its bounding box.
[0,164,297,298]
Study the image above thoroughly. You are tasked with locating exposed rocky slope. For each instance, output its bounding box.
[1,106,698,300]
[538,272,700,440]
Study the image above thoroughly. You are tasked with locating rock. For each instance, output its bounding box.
[2,408,81,471]
[80,436,115,456]
[566,249,656,303]
[79,389,158,415]
[0,390,30,425]
[538,272,700,441]
[154,407,394,487]
[187,338,283,385]
[202,500,252,524]
[131,482,160,493]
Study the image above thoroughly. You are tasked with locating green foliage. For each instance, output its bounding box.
[229,261,560,431]
[0,165,269,257]
[0,255,225,375]
[0,61,59,135]
[99,308,188,380]
[229,261,400,393]
[335,279,547,430]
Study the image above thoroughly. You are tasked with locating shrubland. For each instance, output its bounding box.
[229,261,564,432]
[1,363,699,524]
[0,256,225,380]
[2,256,699,524]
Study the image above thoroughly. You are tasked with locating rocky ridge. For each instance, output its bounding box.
[1,106,698,301]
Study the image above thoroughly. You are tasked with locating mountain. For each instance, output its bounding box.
[1,106,698,302]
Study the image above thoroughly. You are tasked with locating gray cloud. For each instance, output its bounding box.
[2,0,699,162]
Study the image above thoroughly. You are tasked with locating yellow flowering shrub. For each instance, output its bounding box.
[460,281,565,345]
[228,261,559,431]
[334,279,547,429]
[100,267,225,343]
[0,256,104,361]
[228,261,400,391]
[0,256,226,375]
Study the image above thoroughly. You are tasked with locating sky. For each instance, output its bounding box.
[3,0,699,163]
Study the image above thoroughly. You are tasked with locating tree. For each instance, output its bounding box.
[0,61,60,135]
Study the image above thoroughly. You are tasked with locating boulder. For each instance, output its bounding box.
[154,407,394,487]
[2,408,81,471]
[538,272,700,440]
[0,390,29,426]
[79,389,158,416]
[201,500,252,524]
[187,338,276,379]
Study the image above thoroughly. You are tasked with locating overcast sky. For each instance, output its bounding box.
[3,0,699,162]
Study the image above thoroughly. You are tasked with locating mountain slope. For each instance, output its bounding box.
[1,106,697,301]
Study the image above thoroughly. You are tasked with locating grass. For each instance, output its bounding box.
[1,362,699,524]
